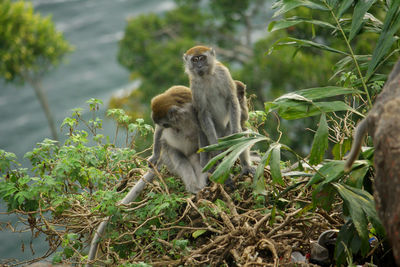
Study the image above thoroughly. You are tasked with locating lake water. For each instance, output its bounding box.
[0,0,174,262]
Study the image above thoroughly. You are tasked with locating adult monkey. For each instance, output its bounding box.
[149,85,208,193]
[87,86,207,266]
[183,45,254,175]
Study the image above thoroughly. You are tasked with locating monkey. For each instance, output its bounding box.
[87,87,208,265]
[235,80,249,131]
[148,85,208,194]
[183,45,254,175]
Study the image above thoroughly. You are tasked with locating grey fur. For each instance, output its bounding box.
[184,47,254,174]
[150,103,208,193]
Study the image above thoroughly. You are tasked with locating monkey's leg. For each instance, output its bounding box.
[162,147,201,193]
[239,147,256,176]
[199,129,211,167]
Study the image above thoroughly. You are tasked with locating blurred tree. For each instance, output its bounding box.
[0,0,72,140]
[114,0,269,119]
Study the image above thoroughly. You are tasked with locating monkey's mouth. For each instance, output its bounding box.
[197,70,205,76]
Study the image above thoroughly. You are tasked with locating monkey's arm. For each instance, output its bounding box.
[148,125,163,165]
[229,92,241,133]
[344,118,369,172]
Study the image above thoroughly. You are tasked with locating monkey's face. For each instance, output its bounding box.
[184,46,215,77]
[190,55,208,76]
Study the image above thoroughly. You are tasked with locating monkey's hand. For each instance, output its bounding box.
[240,166,256,177]
[148,155,159,168]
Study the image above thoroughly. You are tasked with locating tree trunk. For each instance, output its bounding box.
[359,60,400,265]
[30,79,58,141]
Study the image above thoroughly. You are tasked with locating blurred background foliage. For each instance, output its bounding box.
[111,0,388,155]
[0,0,72,140]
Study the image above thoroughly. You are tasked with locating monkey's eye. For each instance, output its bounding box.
[191,57,198,63]
[198,55,206,61]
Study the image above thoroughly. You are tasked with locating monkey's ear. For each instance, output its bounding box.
[183,53,188,62]
[210,48,215,56]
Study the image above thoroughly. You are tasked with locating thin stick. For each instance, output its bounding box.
[86,170,156,267]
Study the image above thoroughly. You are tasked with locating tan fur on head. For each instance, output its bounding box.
[185,45,211,56]
[151,86,192,121]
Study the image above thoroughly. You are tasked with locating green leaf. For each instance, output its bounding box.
[346,164,369,188]
[367,1,400,78]
[333,183,377,255]
[332,138,352,160]
[192,229,207,238]
[210,137,264,183]
[269,100,357,120]
[309,113,328,165]
[268,18,335,32]
[269,37,348,55]
[287,86,363,100]
[267,86,365,120]
[307,160,346,187]
[253,146,272,195]
[336,0,354,18]
[349,0,377,41]
[270,144,284,185]
[202,133,268,174]
[272,0,328,18]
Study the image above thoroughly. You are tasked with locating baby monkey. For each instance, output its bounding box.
[149,86,208,193]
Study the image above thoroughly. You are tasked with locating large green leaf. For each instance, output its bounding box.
[341,184,384,236]
[272,0,328,18]
[367,1,400,78]
[346,163,369,188]
[266,86,364,120]
[267,100,357,120]
[269,37,348,55]
[309,113,328,165]
[307,160,346,187]
[348,0,377,41]
[268,18,335,32]
[333,183,377,255]
[203,134,268,183]
[275,86,363,101]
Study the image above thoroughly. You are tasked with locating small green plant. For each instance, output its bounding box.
[0,99,154,264]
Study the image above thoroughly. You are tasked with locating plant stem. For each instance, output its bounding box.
[324,0,373,109]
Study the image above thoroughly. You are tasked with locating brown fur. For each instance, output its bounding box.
[234,80,249,130]
[185,45,211,56]
[151,86,192,122]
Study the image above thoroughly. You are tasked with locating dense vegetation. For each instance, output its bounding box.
[1,0,400,266]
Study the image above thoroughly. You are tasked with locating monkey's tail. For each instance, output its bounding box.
[86,171,156,267]
[344,118,369,172]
